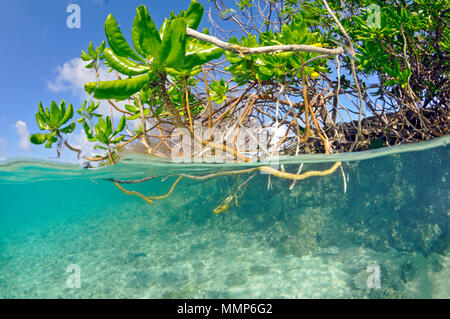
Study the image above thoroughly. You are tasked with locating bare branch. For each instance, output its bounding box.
[186,27,344,56]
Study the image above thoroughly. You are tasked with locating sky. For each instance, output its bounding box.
[0,0,202,162]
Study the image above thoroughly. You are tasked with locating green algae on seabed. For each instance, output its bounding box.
[0,136,448,298]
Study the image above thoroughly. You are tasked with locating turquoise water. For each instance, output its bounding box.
[0,136,448,298]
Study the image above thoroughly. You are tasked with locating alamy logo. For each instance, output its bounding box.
[170,121,281,168]
[366,263,381,289]
[366,4,381,28]
[66,264,81,289]
[66,4,81,29]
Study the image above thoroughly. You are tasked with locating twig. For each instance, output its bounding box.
[201,65,214,130]
[136,95,153,154]
[183,77,194,132]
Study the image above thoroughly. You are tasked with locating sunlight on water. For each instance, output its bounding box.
[0,136,448,298]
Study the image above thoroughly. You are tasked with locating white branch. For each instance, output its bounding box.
[186,28,344,57]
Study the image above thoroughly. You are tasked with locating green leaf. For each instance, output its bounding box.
[155,19,173,69]
[114,115,126,135]
[59,100,66,118]
[104,48,150,76]
[125,104,139,113]
[88,101,100,113]
[105,14,145,62]
[44,135,57,148]
[38,101,47,119]
[259,66,274,76]
[111,135,125,144]
[97,41,106,55]
[126,112,141,120]
[83,121,96,142]
[49,101,61,129]
[60,102,74,126]
[105,116,113,136]
[30,133,47,145]
[384,79,397,86]
[210,79,228,103]
[182,45,223,69]
[44,106,50,119]
[159,18,170,39]
[35,113,47,131]
[88,41,96,57]
[184,0,204,29]
[98,132,110,145]
[133,5,161,58]
[81,50,91,61]
[59,122,76,134]
[162,18,187,69]
[85,61,96,69]
[85,72,151,100]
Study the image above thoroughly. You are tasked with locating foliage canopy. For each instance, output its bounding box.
[31,0,448,165]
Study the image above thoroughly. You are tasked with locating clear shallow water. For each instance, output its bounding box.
[0,136,448,298]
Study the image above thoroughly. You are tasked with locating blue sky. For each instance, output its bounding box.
[0,0,200,162]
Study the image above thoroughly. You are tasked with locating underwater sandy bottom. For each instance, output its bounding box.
[0,201,448,299]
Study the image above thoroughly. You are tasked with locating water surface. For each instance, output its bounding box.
[0,136,448,298]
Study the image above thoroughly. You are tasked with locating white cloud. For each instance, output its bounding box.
[15,121,31,151]
[47,57,126,121]
[47,57,114,95]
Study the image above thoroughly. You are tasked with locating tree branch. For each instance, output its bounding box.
[186,27,344,56]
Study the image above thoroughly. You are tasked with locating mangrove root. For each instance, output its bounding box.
[114,176,182,205]
[113,162,342,206]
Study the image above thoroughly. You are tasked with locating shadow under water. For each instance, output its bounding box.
[0,137,448,298]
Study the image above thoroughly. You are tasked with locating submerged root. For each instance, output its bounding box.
[112,162,342,206]
[182,162,342,182]
[105,175,156,184]
[113,176,182,205]
[180,167,258,180]
[258,162,341,180]
[114,182,156,204]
